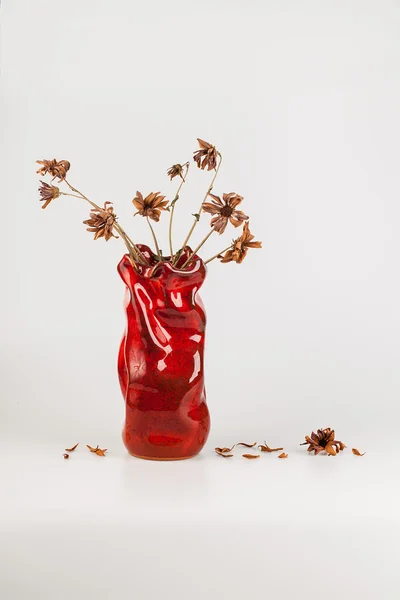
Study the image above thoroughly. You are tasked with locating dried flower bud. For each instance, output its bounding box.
[63,453,69,459]
[193,138,218,171]
[83,202,118,241]
[167,164,184,181]
[38,181,60,209]
[36,159,70,181]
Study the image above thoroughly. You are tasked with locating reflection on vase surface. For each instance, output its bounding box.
[117,245,210,460]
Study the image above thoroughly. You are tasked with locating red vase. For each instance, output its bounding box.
[117,245,210,460]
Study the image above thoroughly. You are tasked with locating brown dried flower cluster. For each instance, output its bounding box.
[301,428,345,456]
[133,191,169,222]
[36,159,70,181]
[220,222,262,264]
[193,138,219,171]
[83,202,118,241]
[202,193,248,234]
[39,181,60,209]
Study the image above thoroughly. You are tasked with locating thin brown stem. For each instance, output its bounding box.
[146,217,161,258]
[174,153,222,265]
[168,162,189,257]
[204,244,233,264]
[180,229,215,269]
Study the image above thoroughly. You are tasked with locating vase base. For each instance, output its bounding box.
[128,451,195,461]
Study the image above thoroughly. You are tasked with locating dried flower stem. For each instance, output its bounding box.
[168,162,189,257]
[181,228,215,268]
[174,153,222,265]
[62,181,147,266]
[204,245,233,265]
[146,216,161,258]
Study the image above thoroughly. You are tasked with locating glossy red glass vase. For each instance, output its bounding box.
[117,245,210,460]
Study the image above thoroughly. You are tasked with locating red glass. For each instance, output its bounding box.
[117,245,210,460]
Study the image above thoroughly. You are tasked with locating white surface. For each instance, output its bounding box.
[1,438,399,600]
[2,0,400,597]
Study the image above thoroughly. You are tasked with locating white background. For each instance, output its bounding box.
[1,0,400,598]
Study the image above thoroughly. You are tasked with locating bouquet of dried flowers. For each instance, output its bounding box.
[36,138,262,271]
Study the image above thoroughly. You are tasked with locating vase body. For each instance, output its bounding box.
[117,245,210,460]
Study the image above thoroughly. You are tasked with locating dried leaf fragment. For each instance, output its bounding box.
[278,452,288,459]
[352,448,366,456]
[63,453,69,459]
[65,443,79,452]
[242,453,260,459]
[86,444,107,456]
[258,442,284,453]
[236,442,257,448]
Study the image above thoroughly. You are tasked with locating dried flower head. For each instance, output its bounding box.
[220,222,262,264]
[83,202,118,241]
[202,193,248,234]
[167,164,184,181]
[193,138,218,171]
[132,191,169,222]
[39,181,60,209]
[36,159,70,181]
[301,428,345,456]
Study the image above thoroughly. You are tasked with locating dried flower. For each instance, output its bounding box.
[220,222,262,264]
[83,202,118,241]
[215,449,234,458]
[86,444,107,456]
[132,191,169,222]
[167,164,184,181]
[65,443,79,452]
[236,442,257,448]
[242,454,260,459]
[36,159,70,181]
[301,428,345,456]
[193,138,218,171]
[39,181,60,209]
[63,453,69,459]
[278,452,288,459]
[352,448,366,456]
[202,193,248,234]
[258,442,284,453]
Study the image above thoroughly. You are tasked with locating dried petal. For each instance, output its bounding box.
[242,454,260,459]
[352,448,366,456]
[278,452,288,459]
[236,442,257,448]
[86,444,107,456]
[215,446,235,453]
[258,442,284,453]
[215,449,233,458]
[65,443,79,452]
